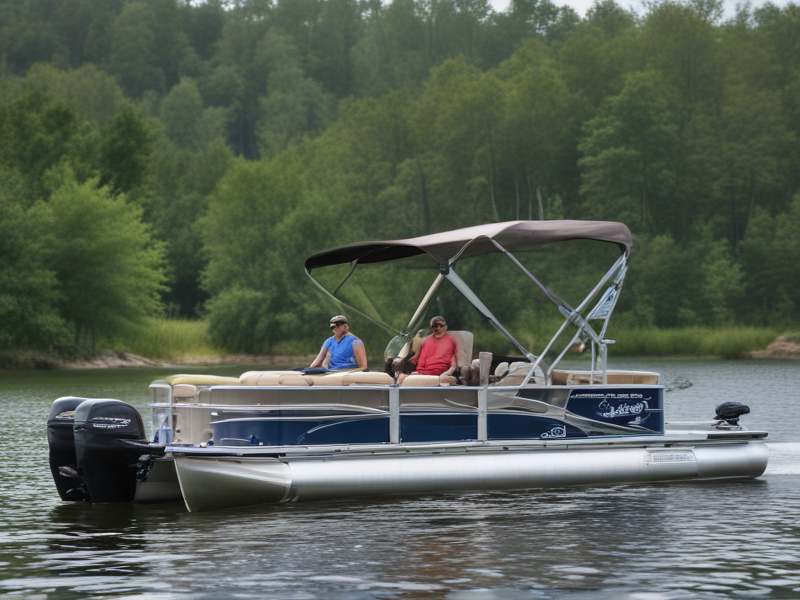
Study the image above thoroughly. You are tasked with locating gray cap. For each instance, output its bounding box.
[429,315,446,327]
[330,315,348,326]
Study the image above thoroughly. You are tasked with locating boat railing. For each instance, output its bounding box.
[526,254,628,386]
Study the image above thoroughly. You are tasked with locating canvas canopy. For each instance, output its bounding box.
[305,220,633,271]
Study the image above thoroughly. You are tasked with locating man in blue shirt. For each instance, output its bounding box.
[309,315,367,371]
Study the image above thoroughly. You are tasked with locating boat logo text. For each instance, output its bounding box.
[90,417,132,429]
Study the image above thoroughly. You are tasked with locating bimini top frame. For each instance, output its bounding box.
[304,220,633,384]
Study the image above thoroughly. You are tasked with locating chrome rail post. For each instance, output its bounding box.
[478,352,491,441]
[389,386,400,444]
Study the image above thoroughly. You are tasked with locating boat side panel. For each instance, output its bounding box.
[519,385,665,436]
[211,415,390,446]
[209,412,604,446]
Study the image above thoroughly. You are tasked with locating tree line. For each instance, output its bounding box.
[0,0,799,358]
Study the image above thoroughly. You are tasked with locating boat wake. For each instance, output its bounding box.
[764,443,800,475]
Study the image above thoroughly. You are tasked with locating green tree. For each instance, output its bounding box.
[351,0,429,95]
[0,170,68,352]
[578,71,679,234]
[35,171,166,351]
[625,234,700,327]
[498,43,575,220]
[700,239,743,325]
[258,67,335,158]
[22,63,128,126]
[201,155,308,351]
[108,2,166,97]
[160,77,226,151]
[146,137,233,317]
[98,108,153,195]
[737,199,800,325]
[0,91,78,202]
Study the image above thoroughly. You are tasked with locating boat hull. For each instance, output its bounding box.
[173,441,769,512]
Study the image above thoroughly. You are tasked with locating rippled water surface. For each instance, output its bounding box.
[2,360,799,599]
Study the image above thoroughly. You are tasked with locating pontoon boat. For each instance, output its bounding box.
[47,221,769,512]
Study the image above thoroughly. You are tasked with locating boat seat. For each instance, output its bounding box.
[491,361,533,386]
[311,373,349,386]
[448,331,474,369]
[165,374,241,386]
[277,373,313,386]
[306,371,392,386]
[239,371,297,386]
[172,384,198,399]
[400,374,443,387]
[240,369,386,387]
[342,372,393,386]
[551,370,660,385]
[395,329,426,360]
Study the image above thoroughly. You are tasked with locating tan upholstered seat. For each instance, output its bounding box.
[239,371,297,386]
[396,330,473,387]
[448,331,474,368]
[342,372,393,386]
[277,373,313,386]
[311,373,349,386]
[491,361,533,386]
[165,374,241,386]
[400,374,442,387]
[172,384,198,398]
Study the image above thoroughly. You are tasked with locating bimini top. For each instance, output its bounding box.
[305,220,632,270]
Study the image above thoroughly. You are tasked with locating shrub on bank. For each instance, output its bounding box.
[114,318,219,361]
[610,327,778,359]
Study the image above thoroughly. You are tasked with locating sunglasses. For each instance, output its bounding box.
[431,323,446,329]
[330,322,345,329]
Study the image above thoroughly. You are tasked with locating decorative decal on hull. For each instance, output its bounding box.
[565,387,665,435]
[599,399,649,419]
[540,426,566,439]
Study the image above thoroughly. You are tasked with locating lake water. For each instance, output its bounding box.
[2,359,799,599]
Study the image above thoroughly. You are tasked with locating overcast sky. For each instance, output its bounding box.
[489,0,794,20]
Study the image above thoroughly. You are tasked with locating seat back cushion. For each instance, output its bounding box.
[448,330,473,367]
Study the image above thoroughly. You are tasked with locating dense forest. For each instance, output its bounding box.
[1,0,799,360]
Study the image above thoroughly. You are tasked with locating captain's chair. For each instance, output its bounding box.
[399,330,474,387]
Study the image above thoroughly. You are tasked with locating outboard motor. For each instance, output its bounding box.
[47,397,89,501]
[715,401,750,426]
[73,399,149,503]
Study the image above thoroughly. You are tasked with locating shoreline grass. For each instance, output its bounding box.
[118,322,782,362]
[2,321,790,370]
[609,326,778,359]
[114,318,221,361]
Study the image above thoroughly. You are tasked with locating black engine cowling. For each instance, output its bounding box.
[47,397,89,501]
[72,399,149,503]
[715,401,750,425]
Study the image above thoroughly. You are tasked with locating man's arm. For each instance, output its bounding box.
[353,340,368,369]
[443,354,457,377]
[415,338,430,371]
[309,346,329,368]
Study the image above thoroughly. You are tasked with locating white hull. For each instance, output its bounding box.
[173,440,769,512]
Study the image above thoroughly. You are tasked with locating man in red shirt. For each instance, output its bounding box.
[398,316,458,385]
